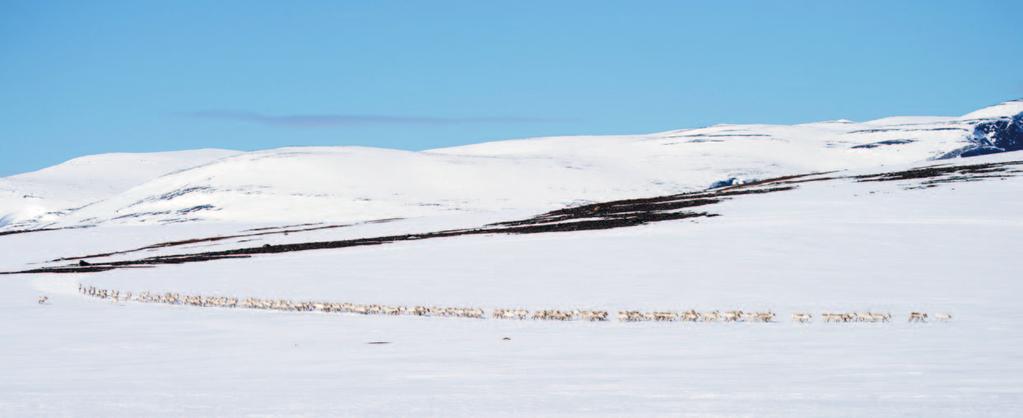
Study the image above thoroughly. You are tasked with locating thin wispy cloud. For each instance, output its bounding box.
[183,110,565,127]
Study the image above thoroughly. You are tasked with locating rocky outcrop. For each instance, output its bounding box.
[940,112,1023,159]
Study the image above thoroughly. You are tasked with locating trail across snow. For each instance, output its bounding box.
[3,152,1023,416]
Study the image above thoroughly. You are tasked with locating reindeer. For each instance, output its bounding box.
[493,308,530,320]
[791,313,812,323]
[700,310,721,322]
[854,312,874,323]
[723,310,744,322]
[752,311,775,323]
[651,311,678,322]
[532,310,575,321]
[869,312,892,323]
[934,313,952,322]
[464,308,486,319]
[908,312,928,323]
[576,310,609,322]
[618,311,645,322]
[822,312,850,323]
[37,296,49,305]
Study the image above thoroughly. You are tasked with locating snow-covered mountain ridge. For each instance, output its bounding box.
[2,100,1022,230]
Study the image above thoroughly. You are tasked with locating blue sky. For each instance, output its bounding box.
[1,0,1021,176]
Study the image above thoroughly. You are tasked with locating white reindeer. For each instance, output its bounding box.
[791,313,812,323]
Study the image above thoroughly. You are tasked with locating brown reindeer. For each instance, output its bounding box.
[908,312,928,323]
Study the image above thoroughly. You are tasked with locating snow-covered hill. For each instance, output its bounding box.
[4,100,1023,417]
[4,151,1023,417]
[0,149,238,228]
[2,100,1022,230]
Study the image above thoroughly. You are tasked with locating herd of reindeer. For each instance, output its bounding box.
[65,285,952,323]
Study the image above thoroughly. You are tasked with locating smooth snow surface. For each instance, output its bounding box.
[3,151,1023,416]
[3,103,1023,416]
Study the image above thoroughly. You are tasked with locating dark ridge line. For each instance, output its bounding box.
[920,174,1015,185]
[854,160,1023,183]
[49,218,402,262]
[712,172,840,192]
[12,265,161,274]
[770,176,843,186]
[242,222,324,232]
[49,223,356,262]
[0,224,94,237]
[851,139,916,150]
[491,198,723,227]
[18,266,121,274]
[0,227,63,237]
[240,218,401,233]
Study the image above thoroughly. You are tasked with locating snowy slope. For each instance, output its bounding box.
[961,98,1023,119]
[2,152,1023,417]
[3,100,1021,230]
[0,149,239,228]
[3,101,1023,416]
